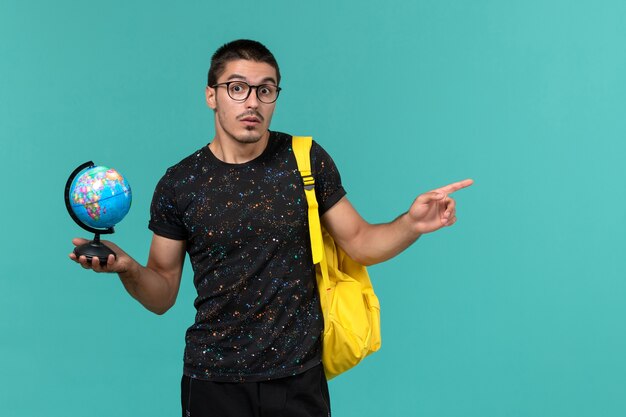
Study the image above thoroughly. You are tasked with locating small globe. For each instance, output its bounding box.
[69,165,132,230]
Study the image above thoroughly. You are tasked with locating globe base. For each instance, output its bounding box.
[73,235,116,266]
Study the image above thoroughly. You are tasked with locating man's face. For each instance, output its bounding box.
[206,59,278,145]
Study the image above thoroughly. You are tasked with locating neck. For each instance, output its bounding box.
[209,130,270,164]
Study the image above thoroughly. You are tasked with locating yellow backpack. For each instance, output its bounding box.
[292,136,382,379]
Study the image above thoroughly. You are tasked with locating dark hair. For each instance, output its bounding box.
[207,39,281,86]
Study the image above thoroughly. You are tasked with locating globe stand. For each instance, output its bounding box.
[73,233,116,266]
[65,161,120,267]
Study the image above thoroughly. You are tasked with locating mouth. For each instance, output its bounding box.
[241,117,260,124]
[239,114,263,128]
[238,111,263,122]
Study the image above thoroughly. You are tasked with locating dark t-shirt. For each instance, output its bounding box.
[149,131,346,382]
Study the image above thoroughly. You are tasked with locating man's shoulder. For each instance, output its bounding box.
[176,144,211,167]
[160,145,210,181]
[263,130,293,158]
[271,131,327,152]
[269,130,292,146]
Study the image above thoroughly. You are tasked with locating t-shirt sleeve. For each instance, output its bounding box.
[311,140,347,215]
[148,169,188,240]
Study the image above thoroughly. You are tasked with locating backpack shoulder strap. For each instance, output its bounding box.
[292,136,324,264]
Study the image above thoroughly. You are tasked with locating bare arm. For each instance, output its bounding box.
[70,234,186,315]
[322,179,473,266]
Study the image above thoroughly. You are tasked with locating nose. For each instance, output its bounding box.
[244,86,260,108]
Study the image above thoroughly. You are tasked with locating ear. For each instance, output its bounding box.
[205,86,217,110]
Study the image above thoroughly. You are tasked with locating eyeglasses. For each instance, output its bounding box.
[211,81,281,104]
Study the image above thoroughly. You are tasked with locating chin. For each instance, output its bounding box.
[235,128,267,144]
[235,135,262,144]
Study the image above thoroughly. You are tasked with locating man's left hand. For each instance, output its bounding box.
[408,179,474,235]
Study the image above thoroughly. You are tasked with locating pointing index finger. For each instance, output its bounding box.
[437,178,474,195]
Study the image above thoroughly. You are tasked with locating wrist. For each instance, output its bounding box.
[399,212,422,240]
[118,259,141,281]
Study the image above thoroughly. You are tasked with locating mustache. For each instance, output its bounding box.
[237,111,264,121]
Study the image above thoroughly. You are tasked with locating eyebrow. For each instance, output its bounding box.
[226,73,278,85]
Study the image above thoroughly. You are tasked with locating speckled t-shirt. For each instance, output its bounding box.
[148,131,346,382]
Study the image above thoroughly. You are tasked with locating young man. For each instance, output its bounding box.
[71,39,472,417]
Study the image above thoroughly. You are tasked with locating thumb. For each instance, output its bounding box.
[72,237,90,246]
[416,191,446,205]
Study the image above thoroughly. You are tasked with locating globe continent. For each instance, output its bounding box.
[70,166,132,229]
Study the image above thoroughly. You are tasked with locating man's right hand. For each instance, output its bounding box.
[68,234,186,314]
[69,237,136,275]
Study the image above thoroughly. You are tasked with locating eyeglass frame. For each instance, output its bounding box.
[210,81,282,104]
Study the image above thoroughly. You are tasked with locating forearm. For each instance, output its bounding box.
[72,235,186,314]
[344,213,421,266]
[117,261,180,315]
[323,182,471,266]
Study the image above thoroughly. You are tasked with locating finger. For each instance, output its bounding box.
[441,196,456,210]
[445,216,458,226]
[78,255,93,269]
[437,178,474,195]
[442,209,455,222]
[91,254,116,272]
[442,198,456,219]
[90,256,104,272]
[106,254,116,269]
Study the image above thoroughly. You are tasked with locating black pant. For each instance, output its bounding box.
[181,364,331,417]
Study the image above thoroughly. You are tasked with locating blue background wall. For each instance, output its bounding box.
[2,1,625,416]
